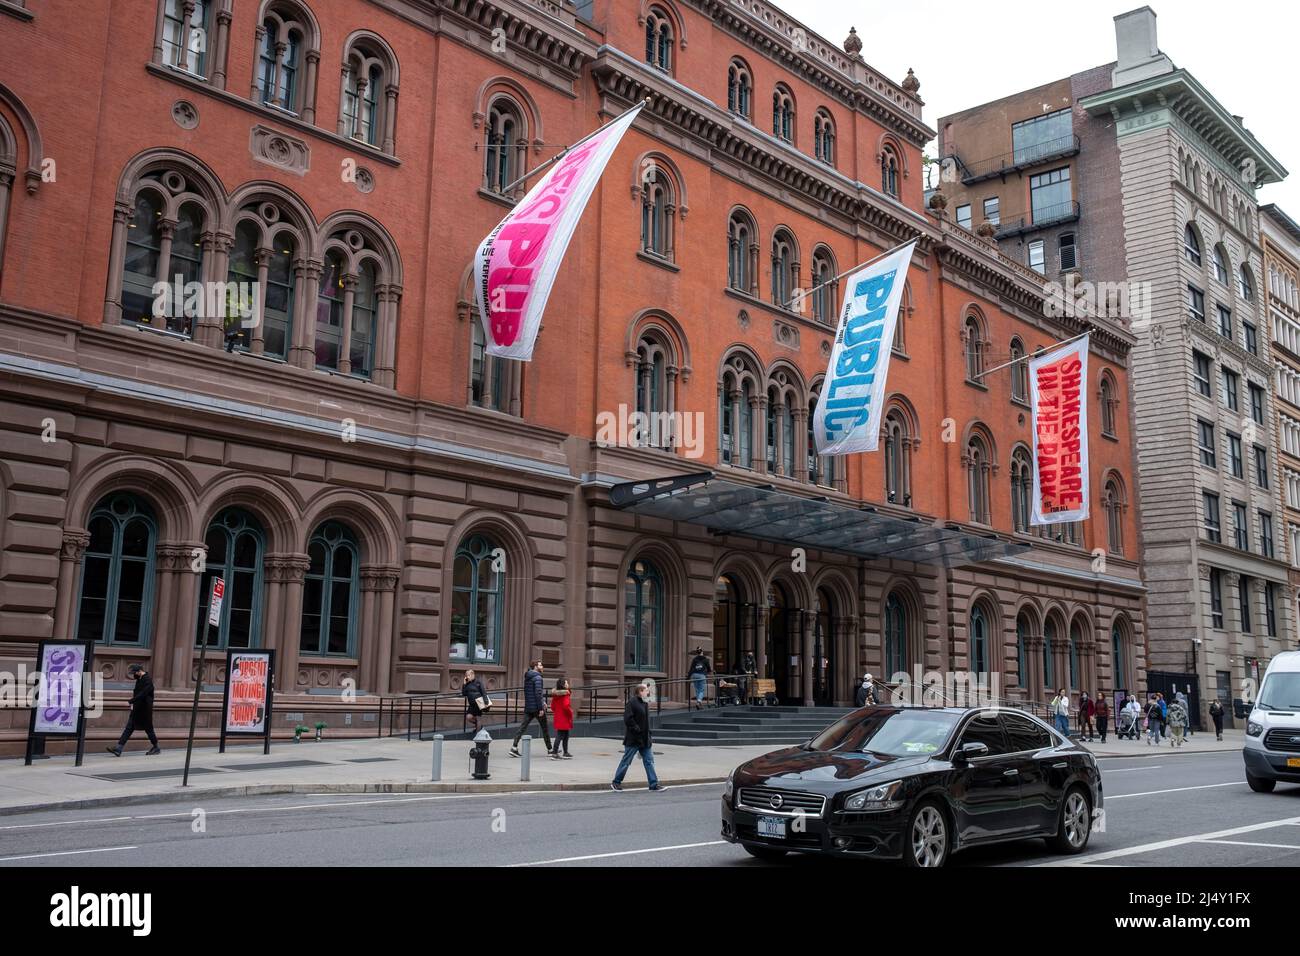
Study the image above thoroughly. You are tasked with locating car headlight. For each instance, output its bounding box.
[725,769,735,799]
[1247,721,1264,737]
[843,780,904,812]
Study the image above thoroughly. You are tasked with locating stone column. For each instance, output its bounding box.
[374,567,399,695]
[1025,634,1044,701]
[292,259,322,369]
[359,569,383,692]
[801,609,816,705]
[250,25,268,100]
[175,1,197,74]
[273,555,311,695]
[152,543,198,688]
[212,4,232,89]
[0,173,12,281]
[151,0,167,64]
[53,531,91,641]
[302,49,321,124]
[170,551,204,689]
[250,247,271,354]
[103,202,133,324]
[337,275,357,374]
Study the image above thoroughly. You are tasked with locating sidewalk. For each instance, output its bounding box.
[1080,728,1245,758]
[0,735,773,815]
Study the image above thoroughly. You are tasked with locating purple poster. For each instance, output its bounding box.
[34,644,86,735]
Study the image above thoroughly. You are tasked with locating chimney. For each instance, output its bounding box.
[1112,7,1174,87]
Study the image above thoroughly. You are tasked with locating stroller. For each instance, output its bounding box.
[1116,706,1140,740]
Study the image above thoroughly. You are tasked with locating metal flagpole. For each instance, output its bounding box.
[974,329,1091,381]
[782,237,919,312]
[497,100,649,196]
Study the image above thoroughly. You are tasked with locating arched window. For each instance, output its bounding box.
[227,199,305,359]
[808,386,835,489]
[966,432,992,524]
[1213,243,1229,285]
[1043,617,1057,690]
[625,558,663,671]
[883,409,912,506]
[162,0,212,76]
[964,315,985,381]
[763,374,798,477]
[771,228,798,310]
[893,283,911,354]
[196,509,265,649]
[484,98,526,196]
[340,35,398,152]
[119,171,212,337]
[969,604,990,675]
[810,246,837,325]
[814,109,835,166]
[1010,447,1033,533]
[881,145,900,198]
[1112,620,1128,690]
[884,593,908,679]
[645,7,673,73]
[301,521,359,657]
[772,85,794,143]
[450,534,504,663]
[635,331,674,449]
[720,357,755,468]
[1100,372,1118,436]
[471,318,504,411]
[1016,612,1031,688]
[727,59,752,119]
[1068,620,1082,689]
[315,225,398,382]
[256,5,312,115]
[76,494,157,646]
[1010,338,1028,403]
[1105,478,1126,555]
[727,209,757,295]
[1184,223,1202,266]
[639,166,676,261]
[1239,264,1255,303]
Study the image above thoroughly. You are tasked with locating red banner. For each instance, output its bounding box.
[1030,337,1090,524]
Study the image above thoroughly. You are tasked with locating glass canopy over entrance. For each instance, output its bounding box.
[609,473,1031,568]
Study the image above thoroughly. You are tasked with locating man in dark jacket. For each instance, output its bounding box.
[611,682,665,791]
[510,661,552,756]
[688,648,712,710]
[854,672,877,708]
[107,663,160,756]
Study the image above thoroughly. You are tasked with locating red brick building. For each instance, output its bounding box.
[0,0,1144,749]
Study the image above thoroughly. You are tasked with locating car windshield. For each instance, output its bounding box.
[807,709,962,757]
[1258,673,1300,710]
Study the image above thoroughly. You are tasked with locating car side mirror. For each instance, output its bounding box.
[953,741,989,764]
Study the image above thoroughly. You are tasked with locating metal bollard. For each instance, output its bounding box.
[431,734,443,782]
[520,735,531,782]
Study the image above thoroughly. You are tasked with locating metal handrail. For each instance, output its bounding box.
[954,134,1081,184]
[375,672,755,741]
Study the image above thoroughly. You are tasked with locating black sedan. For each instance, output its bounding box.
[721,705,1102,867]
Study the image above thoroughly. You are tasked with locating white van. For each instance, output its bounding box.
[1244,650,1300,792]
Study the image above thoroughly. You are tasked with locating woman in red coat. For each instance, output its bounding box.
[550,678,574,759]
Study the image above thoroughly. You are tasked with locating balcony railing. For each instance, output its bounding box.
[951,135,1081,185]
[994,201,1081,240]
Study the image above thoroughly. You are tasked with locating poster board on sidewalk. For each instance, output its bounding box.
[25,640,94,767]
[218,649,275,755]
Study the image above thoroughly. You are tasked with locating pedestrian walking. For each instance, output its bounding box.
[510,660,553,757]
[1175,690,1192,737]
[741,651,758,704]
[461,668,491,733]
[688,648,712,710]
[1145,696,1163,745]
[1122,695,1142,740]
[1078,691,1096,742]
[1167,698,1188,747]
[1094,693,1110,744]
[854,672,875,708]
[107,663,160,756]
[1051,688,1071,736]
[611,682,665,791]
[549,677,574,759]
[1209,697,1225,741]
[1157,693,1168,739]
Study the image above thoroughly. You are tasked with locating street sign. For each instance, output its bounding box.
[207,577,225,627]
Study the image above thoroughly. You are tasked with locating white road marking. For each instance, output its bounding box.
[1202,839,1300,850]
[0,782,723,831]
[1036,813,1300,866]
[1103,766,1162,773]
[1105,781,1244,799]
[0,845,137,862]
[506,841,728,866]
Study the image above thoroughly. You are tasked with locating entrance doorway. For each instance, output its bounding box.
[813,588,835,706]
[713,574,756,679]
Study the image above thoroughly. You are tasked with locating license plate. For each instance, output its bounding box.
[1287,758,1300,768]
[756,816,786,839]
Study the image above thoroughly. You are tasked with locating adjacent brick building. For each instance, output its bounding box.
[0,0,1144,752]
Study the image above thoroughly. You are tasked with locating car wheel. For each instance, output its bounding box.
[1047,786,1092,855]
[741,843,787,863]
[903,799,950,868]
[1246,772,1277,794]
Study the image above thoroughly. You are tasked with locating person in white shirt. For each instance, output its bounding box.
[1050,688,1071,736]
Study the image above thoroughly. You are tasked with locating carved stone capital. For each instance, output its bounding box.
[61,530,91,563]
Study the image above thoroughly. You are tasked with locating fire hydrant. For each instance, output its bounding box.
[470,729,492,780]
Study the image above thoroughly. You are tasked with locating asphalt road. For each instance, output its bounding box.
[1,750,1298,868]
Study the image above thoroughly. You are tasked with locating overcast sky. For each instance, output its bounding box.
[779,0,1299,214]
